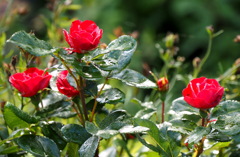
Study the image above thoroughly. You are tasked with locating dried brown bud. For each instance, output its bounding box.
[234,35,240,43]
[113,26,124,37]
[234,58,240,74]
[100,43,107,50]
[193,57,201,68]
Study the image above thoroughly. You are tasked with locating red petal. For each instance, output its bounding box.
[70,20,82,34]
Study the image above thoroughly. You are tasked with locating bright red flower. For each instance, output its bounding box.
[157,77,169,92]
[56,70,79,97]
[63,20,103,53]
[9,67,52,97]
[182,77,224,109]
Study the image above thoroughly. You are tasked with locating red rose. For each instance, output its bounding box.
[56,70,79,97]
[63,20,103,53]
[9,67,52,97]
[157,77,169,92]
[182,77,224,109]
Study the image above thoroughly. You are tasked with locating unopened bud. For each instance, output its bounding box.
[157,77,169,92]
[193,57,201,68]
[206,25,214,35]
[165,33,179,48]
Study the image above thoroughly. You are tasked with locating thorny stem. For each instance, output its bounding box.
[90,75,109,122]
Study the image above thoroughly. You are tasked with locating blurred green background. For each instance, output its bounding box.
[1,0,240,99]
[2,0,240,74]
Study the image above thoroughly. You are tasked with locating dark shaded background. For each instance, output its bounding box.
[1,0,240,82]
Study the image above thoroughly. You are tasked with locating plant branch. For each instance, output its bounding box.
[79,76,89,121]
[90,76,109,122]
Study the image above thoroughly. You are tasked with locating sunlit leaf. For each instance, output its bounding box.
[3,103,39,130]
[97,88,125,104]
[79,136,100,157]
[7,31,58,56]
[110,69,157,89]
[186,126,211,144]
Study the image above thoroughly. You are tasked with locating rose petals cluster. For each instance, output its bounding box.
[63,20,103,53]
[9,67,52,97]
[182,77,224,109]
[56,70,79,97]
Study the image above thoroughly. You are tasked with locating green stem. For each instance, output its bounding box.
[72,102,84,125]
[21,97,24,110]
[193,34,213,78]
[90,76,109,122]
[161,101,165,123]
[79,76,88,121]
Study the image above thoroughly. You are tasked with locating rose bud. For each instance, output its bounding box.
[9,67,52,97]
[157,77,169,92]
[182,77,224,109]
[56,70,79,97]
[63,20,103,53]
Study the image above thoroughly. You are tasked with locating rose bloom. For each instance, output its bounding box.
[9,67,52,97]
[56,70,79,97]
[157,77,169,92]
[63,20,103,53]
[182,77,224,109]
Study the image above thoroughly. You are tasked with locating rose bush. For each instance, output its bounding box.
[182,77,224,109]
[56,70,79,97]
[9,67,52,97]
[2,17,240,157]
[63,20,103,53]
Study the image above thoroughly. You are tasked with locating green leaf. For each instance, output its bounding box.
[66,143,80,157]
[17,135,60,157]
[79,136,100,157]
[207,131,231,142]
[85,121,148,139]
[211,100,240,118]
[7,31,57,56]
[134,119,181,156]
[3,103,39,129]
[186,126,211,144]
[36,92,76,119]
[0,129,31,146]
[73,62,102,80]
[169,119,197,134]
[134,108,156,119]
[97,88,125,104]
[41,122,67,150]
[211,113,240,135]
[61,124,91,145]
[84,80,98,96]
[0,145,20,155]
[118,125,149,134]
[110,69,157,89]
[204,141,231,154]
[99,110,127,129]
[92,35,137,73]
[169,97,200,122]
